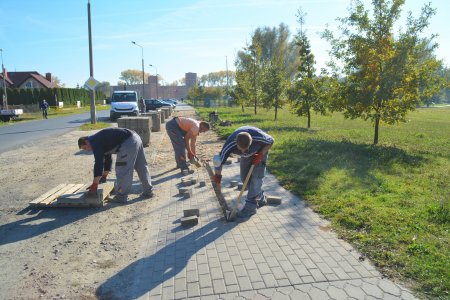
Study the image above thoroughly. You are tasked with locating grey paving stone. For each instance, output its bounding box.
[224,271,238,285]
[289,289,311,300]
[262,273,277,288]
[361,281,384,298]
[213,279,227,294]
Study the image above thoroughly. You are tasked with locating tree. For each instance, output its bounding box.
[288,8,327,128]
[52,76,65,88]
[96,81,110,97]
[119,69,150,85]
[260,58,286,120]
[322,0,443,144]
[235,23,299,115]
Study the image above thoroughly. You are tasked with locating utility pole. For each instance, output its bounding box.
[132,41,145,100]
[87,0,97,123]
[0,49,8,110]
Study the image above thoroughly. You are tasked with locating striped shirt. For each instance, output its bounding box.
[219,126,274,166]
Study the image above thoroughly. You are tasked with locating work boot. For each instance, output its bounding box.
[236,202,257,218]
[141,190,154,199]
[257,194,267,208]
[109,194,127,203]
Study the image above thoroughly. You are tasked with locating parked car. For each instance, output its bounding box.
[163,99,177,105]
[144,99,172,111]
[110,91,140,121]
[160,99,176,108]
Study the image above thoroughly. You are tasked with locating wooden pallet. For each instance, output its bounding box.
[29,183,114,208]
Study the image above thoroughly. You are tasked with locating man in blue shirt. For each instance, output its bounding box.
[213,126,274,218]
[78,128,154,203]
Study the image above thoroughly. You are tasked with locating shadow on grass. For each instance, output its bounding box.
[269,138,426,196]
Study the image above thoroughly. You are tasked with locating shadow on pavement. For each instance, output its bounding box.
[96,219,234,299]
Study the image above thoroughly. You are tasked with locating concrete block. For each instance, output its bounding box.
[183,208,200,217]
[179,187,192,194]
[183,190,193,198]
[181,215,198,226]
[199,181,206,187]
[267,196,282,205]
[229,180,239,187]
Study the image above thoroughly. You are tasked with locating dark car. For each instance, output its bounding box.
[144,99,172,111]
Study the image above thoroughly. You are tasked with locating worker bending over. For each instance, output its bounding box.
[214,126,274,218]
[166,116,210,171]
[78,128,154,203]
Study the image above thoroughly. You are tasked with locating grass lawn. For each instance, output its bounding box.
[0,104,111,126]
[197,106,449,299]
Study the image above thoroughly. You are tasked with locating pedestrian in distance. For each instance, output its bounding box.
[213,126,274,218]
[165,116,210,172]
[40,99,49,119]
[78,128,154,203]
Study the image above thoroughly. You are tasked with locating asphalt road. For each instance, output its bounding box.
[0,110,110,153]
[0,103,194,154]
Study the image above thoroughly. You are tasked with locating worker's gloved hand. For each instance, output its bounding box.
[213,174,222,185]
[252,152,264,165]
[87,182,98,195]
[99,175,107,184]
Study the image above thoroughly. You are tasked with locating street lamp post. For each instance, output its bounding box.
[149,64,158,99]
[0,49,8,110]
[131,41,145,101]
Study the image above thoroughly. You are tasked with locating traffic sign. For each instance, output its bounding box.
[84,76,100,90]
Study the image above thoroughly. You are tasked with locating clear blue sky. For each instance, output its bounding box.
[1,0,448,88]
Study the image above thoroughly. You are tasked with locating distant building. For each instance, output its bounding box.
[111,72,197,100]
[185,72,197,87]
[0,70,55,89]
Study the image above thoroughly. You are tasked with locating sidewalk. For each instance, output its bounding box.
[97,109,418,299]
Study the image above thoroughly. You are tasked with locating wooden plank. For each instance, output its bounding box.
[29,184,67,206]
[38,184,79,206]
[55,183,114,207]
[57,184,91,201]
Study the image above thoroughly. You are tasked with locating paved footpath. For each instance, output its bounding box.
[97,109,418,300]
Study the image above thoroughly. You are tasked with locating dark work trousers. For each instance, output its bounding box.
[240,153,268,207]
[114,131,153,199]
[166,118,188,170]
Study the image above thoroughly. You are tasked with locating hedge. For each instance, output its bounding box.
[0,88,106,106]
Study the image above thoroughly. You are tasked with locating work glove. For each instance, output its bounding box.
[87,182,98,195]
[252,152,264,165]
[99,175,107,184]
[213,174,222,185]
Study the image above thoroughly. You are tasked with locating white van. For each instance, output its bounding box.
[110,91,139,121]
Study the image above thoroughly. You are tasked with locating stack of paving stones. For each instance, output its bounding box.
[158,109,165,123]
[141,111,161,132]
[117,116,151,146]
[121,123,418,300]
[161,107,170,119]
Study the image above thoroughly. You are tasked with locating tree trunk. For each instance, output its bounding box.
[241,104,244,112]
[254,97,257,115]
[275,105,278,121]
[307,109,311,128]
[374,117,380,145]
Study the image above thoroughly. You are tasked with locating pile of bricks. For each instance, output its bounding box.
[141,111,161,132]
[117,117,152,147]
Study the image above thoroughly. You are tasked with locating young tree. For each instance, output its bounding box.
[322,0,443,144]
[119,69,150,85]
[288,8,327,128]
[260,58,286,120]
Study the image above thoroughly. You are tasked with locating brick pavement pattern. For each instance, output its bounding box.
[101,106,418,299]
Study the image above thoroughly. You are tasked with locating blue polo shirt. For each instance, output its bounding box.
[87,128,132,177]
[218,126,274,166]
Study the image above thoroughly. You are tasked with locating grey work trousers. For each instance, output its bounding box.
[114,132,153,199]
[166,118,188,170]
[240,153,268,207]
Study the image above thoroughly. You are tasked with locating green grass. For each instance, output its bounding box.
[0,104,111,126]
[197,106,450,299]
[79,122,111,131]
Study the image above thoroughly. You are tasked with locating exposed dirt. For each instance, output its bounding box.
[0,109,222,299]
